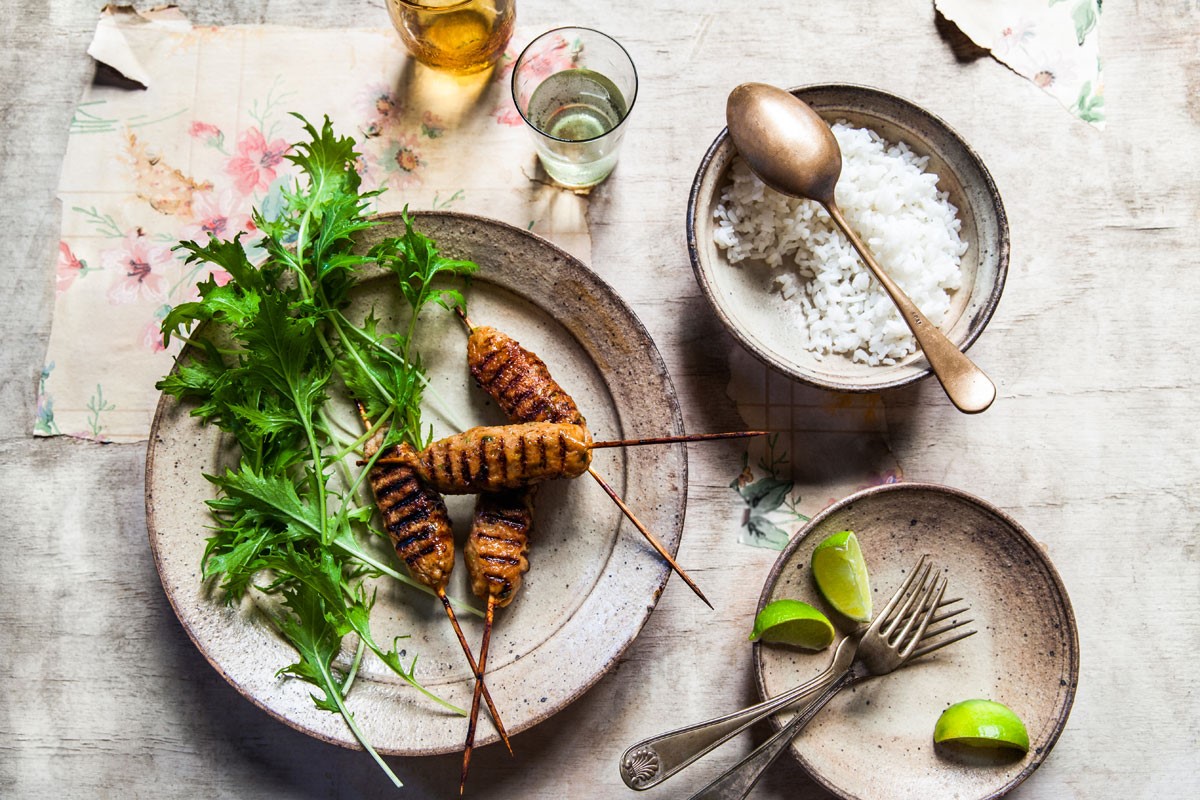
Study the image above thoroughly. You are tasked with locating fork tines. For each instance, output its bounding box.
[884,555,977,661]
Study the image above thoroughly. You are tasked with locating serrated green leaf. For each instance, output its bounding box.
[156,114,479,788]
[176,234,262,292]
[208,464,324,536]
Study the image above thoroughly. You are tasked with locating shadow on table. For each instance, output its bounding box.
[160,605,640,797]
[392,55,497,131]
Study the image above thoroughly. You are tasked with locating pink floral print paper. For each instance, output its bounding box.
[40,7,591,442]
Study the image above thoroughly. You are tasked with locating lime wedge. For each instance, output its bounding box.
[934,699,1030,753]
[811,530,872,622]
[749,599,835,650]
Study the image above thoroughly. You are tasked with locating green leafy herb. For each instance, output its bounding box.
[158,115,477,788]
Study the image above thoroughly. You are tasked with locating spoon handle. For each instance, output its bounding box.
[686,670,858,800]
[617,635,858,790]
[825,202,996,414]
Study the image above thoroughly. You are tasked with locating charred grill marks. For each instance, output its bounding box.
[404,540,443,566]
[472,345,505,382]
[478,508,530,530]
[365,454,454,590]
[407,423,592,493]
[468,326,585,427]
[465,488,534,607]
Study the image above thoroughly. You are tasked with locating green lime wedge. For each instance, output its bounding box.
[934,699,1030,753]
[811,530,872,622]
[749,599,835,650]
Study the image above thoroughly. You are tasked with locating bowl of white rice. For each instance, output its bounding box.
[688,83,1008,394]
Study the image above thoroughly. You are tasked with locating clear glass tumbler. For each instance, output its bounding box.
[387,0,515,75]
[512,27,638,189]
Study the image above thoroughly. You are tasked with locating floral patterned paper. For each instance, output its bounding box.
[725,347,901,550]
[40,7,591,442]
[935,0,1105,127]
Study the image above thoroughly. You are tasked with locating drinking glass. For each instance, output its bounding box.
[387,0,515,75]
[512,27,638,189]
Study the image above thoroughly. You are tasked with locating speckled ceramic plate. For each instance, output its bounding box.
[755,483,1077,800]
[689,84,1008,393]
[146,211,687,756]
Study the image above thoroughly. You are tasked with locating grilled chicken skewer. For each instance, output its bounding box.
[461,315,718,609]
[372,422,764,495]
[459,488,534,794]
[357,408,513,756]
[466,320,588,427]
[375,422,593,493]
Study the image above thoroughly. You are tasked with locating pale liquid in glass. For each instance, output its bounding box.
[527,69,628,187]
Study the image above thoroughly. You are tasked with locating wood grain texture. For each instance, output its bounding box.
[1,1,1198,798]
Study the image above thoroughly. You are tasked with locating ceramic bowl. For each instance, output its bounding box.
[687,84,1008,394]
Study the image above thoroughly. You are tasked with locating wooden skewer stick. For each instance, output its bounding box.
[460,596,497,796]
[589,430,769,449]
[437,589,513,757]
[588,466,713,610]
[356,403,512,755]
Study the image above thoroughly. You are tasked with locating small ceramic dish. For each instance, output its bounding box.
[754,482,1078,800]
[688,84,1008,393]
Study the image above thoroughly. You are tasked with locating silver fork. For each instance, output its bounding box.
[618,557,974,793]
[685,558,971,800]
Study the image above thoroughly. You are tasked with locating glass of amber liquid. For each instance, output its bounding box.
[387,0,515,75]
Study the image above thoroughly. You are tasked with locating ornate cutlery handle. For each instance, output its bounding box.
[686,669,858,800]
[618,636,858,790]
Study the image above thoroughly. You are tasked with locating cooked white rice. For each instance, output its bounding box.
[713,122,966,366]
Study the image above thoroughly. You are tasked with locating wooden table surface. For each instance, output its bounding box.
[2,1,1198,798]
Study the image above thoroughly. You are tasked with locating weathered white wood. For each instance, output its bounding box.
[1,1,1198,798]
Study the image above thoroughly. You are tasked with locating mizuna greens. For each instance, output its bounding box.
[157,116,477,787]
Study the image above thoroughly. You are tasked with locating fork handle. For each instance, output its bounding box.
[686,670,857,800]
[618,637,857,790]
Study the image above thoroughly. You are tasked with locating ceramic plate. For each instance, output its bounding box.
[146,211,687,755]
[755,483,1077,800]
[688,84,1008,393]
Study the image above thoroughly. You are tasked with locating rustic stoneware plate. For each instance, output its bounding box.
[146,211,687,755]
[754,483,1077,800]
[688,84,1009,393]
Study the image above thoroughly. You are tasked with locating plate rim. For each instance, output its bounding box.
[752,481,1078,800]
[144,209,688,755]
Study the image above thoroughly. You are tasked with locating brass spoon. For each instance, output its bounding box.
[725,83,996,414]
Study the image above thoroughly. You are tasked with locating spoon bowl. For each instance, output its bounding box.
[724,82,843,204]
[687,84,1008,400]
[725,83,996,413]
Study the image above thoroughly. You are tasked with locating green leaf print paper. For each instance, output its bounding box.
[935,0,1105,128]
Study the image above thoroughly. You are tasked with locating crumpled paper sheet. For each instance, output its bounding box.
[936,0,1105,128]
[39,5,591,442]
[725,348,901,550]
